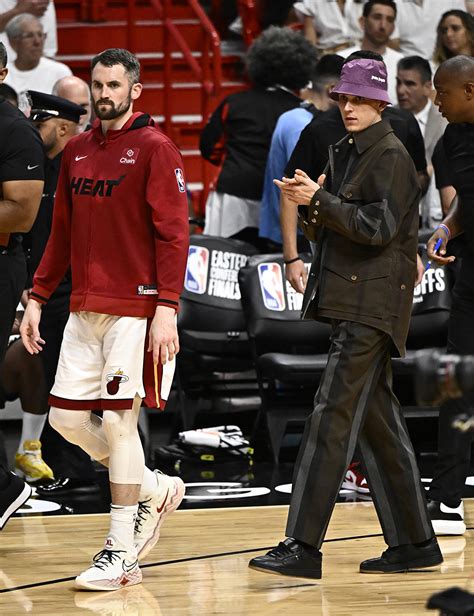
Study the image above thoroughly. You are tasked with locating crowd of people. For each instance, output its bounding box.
[0,0,474,593]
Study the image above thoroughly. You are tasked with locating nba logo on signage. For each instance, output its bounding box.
[175,168,186,193]
[258,263,285,311]
[185,246,209,294]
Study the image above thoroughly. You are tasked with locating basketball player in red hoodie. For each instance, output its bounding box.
[20,48,189,591]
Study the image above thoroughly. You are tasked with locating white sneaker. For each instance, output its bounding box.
[75,537,142,591]
[134,471,185,560]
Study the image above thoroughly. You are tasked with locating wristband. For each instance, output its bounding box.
[437,223,451,240]
[284,256,303,265]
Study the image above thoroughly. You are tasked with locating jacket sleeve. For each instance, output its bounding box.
[199,99,229,166]
[301,148,419,246]
[146,141,189,311]
[30,147,72,303]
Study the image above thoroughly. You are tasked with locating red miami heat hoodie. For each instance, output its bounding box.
[31,113,189,317]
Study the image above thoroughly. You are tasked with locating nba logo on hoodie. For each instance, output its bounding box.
[258,263,285,311]
[185,246,209,294]
[175,168,186,193]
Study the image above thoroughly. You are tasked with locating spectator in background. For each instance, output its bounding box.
[52,75,92,133]
[0,0,57,60]
[394,0,466,59]
[259,54,344,250]
[200,27,317,248]
[397,56,447,228]
[433,10,474,67]
[4,13,70,99]
[340,0,402,104]
[294,0,367,53]
[0,79,16,103]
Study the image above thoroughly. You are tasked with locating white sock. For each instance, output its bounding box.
[18,413,47,453]
[108,504,138,550]
[138,467,159,501]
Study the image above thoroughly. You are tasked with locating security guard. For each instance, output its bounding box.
[0,42,43,527]
[25,90,99,493]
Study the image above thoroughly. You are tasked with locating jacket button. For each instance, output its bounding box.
[311,218,317,223]
[351,275,357,281]
[313,210,319,216]
[346,192,352,198]
[348,138,354,144]
[315,200,320,206]
[400,284,406,290]
[303,220,308,225]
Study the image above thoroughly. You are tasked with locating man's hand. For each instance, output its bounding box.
[148,305,179,365]
[285,259,308,293]
[426,227,455,266]
[415,253,424,286]
[20,299,44,354]
[16,0,49,17]
[274,170,325,206]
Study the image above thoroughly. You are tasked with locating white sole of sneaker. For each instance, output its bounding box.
[14,468,53,484]
[432,520,466,536]
[341,480,370,495]
[138,477,185,560]
[74,568,143,591]
[0,482,32,530]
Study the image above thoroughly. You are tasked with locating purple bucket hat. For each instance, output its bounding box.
[329,58,391,104]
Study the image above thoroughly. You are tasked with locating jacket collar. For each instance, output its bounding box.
[352,120,393,154]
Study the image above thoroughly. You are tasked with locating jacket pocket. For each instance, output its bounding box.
[318,263,390,319]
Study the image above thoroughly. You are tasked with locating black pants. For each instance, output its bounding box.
[40,296,97,480]
[428,257,474,507]
[286,320,433,549]
[0,248,26,363]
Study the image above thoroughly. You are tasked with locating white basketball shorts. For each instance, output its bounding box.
[49,311,175,411]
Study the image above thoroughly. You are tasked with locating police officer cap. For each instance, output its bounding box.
[28,90,87,123]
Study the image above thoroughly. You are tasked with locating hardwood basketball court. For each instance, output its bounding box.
[0,500,472,615]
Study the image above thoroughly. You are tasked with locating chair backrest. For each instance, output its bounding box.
[238,253,331,355]
[407,250,453,349]
[178,234,258,356]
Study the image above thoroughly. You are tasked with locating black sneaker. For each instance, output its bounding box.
[249,538,322,579]
[36,477,100,496]
[427,499,466,536]
[360,538,443,573]
[0,472,32,530]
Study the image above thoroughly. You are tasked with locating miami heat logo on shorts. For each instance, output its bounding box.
[105,369,130,395]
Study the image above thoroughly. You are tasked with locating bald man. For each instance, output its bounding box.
[53,75,91,133]
[425,56,474,536]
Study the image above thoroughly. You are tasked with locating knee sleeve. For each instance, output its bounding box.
[102,405,144,485]
[49,407,110,462]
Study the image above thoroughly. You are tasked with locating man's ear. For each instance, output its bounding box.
[0,67,8,83]
[131,82,142,101]
[465,81,474,100]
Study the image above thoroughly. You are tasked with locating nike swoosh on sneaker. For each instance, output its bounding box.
[156,489,169,513]
[122,559,138,573]
[27,164,39,170]
[75,155,88,161]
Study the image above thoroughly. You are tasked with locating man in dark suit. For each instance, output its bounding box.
[249,56,442,579]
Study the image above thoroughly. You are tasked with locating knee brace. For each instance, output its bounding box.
[48,407,110,462]
[102,407,144,485]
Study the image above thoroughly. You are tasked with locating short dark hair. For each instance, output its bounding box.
[398,55,432,83]
[91,48,140,84]
[344,50,384,64]
[246,26,318,90]
[363,0,397,19]
[310,54,344,92]
[0,83,17,105]
[0,42,7,68]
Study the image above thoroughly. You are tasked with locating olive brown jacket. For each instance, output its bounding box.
[299,120,420,356]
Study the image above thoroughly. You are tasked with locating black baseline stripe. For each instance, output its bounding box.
[0,527,457,595]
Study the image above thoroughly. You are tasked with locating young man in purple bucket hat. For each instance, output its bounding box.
[249,57,443,579]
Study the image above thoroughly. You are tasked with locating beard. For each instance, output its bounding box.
[93,92,132,120]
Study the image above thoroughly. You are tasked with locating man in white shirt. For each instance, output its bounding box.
[0,0,56,59]
[4,13,70,99]
[340,0,402,103]
[397,55,447,227]
[395,0,465,59]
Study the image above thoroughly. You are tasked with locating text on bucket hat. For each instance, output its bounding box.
[329,58,391,104]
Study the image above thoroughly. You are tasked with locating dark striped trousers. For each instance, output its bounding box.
[286,320,434,549]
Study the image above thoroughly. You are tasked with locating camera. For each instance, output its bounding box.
[415,350,474,432]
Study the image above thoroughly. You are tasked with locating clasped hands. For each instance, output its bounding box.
[273,169,326,205]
